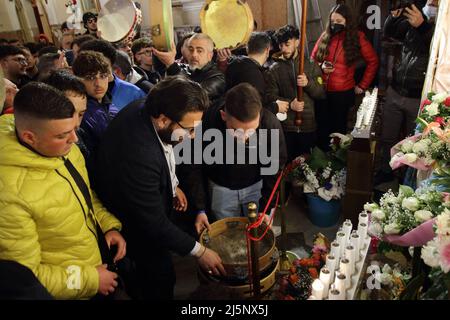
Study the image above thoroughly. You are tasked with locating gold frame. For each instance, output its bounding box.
[80,0,101,13]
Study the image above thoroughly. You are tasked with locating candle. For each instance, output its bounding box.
[312,279,324,300]
[343,219,352,241]
[330,241,341,264]
[350,232,360,262]
[334,272,347,297]
[336,231,347,255]
[345,245,356,275]
[359,212,369,225]
[358,222,368,250]
[319,267,331,298]
[339,258,351,289]
[326,254,336,280]
[328,287,344,300]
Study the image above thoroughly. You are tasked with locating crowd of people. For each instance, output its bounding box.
[0,0,438,300]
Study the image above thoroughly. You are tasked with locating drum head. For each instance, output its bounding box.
[200,0,254,49]
[97,0,137,43]
[149,0,174,51]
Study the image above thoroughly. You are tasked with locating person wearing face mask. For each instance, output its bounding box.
[312,4,379,150]
[375,0,437,187]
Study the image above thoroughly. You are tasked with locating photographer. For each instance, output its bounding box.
[375,0,437,186]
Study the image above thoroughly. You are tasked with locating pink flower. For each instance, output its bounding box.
[420,99,432,111]
[444,97,450,107]
[435,117,445,126]
[439,240,450,273]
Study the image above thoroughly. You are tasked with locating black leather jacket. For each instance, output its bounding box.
[383,15,435,98]
[166,61,226,104]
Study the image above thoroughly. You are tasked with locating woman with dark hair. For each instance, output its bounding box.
[312,4,378,149]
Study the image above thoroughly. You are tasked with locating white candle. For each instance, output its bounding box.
[330,241,341,264]
[339,258,351,289]
[358,222,368,250]
[350,232,361,262]
[312,279,324,300]
[334,272,347,297]
[319,267,331,298]
[336,231,347,255]
[328,286,342,300]
[343,219,352,241]
[345,245,356,275]
[326,254,336,280]
[359,212,369,225]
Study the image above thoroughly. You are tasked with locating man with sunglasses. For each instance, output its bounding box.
[82,12,99,38]
[0,45,29,88]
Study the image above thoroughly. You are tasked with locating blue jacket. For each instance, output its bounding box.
[80,95,118,164]
[110,76,146,110]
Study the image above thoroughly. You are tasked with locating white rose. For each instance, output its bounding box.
[380,273,393,286]
[436,211,450,236]
[421,240,440,268]
[371,209,386,221]
[404,153,418,164]
[431,92,448,104]
[382,264,392,274]
[427,102,439,116]
[400,140,415,153]
[402,197,420,211]
[414,210,434,223]
[368,222,383,237]
[412,141,428,154]
[364,203,378,212]
[384,223,401,235]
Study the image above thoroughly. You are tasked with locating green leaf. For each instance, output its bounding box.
[308,147,329,170]
[400,273,426,300]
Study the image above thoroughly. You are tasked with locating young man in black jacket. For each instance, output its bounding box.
[184,83,287,227]
[92,76,225,300]
[376,1,437,186]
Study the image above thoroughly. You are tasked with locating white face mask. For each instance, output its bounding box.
[423,5,438,20]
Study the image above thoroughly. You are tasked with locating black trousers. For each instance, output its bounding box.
[285,131,317,161]
[316,89,355,150]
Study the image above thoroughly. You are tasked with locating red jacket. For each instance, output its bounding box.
[311,31,379,92]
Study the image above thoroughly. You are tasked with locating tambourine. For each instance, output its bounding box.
[200,0,254,50]
[149,0,175,51]
[97,0,141,44]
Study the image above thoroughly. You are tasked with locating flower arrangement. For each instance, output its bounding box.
[417,92,450,131]
[276,234,330,300]
[364,185,449,245]
[291,133,352,201]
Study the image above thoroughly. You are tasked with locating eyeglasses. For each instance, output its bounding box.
[83,73,109,82]
[176,121,196,135]
[137,49,152,57]
[87,19,97,24]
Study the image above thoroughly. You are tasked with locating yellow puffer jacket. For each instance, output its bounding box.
[0,114,121,299]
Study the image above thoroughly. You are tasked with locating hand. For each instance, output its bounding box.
[197,247,227,276]
[391,8,404,17]
[96,264,118,296]
[262,213,273,228]
[96,30,102,39]
[276,100,289,114]
[152,41,176,67]
[297,73,309,87]
[322,66,335,74]
[354,86,364,95]
[216,48,232,62]
[404,5,425,28]
[195,212,211,235]
[174,187,188,212]
[57,51,69,69]
[104,230,127,262]
[290,99,305,112]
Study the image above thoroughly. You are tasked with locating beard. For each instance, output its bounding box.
[158,123,181,146]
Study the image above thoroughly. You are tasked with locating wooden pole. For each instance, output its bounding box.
[295,0,308,127]
[248,202,261,298]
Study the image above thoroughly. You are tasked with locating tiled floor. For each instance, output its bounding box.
[173,188,342,300]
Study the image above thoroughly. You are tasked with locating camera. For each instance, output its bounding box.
[391,0,421,10]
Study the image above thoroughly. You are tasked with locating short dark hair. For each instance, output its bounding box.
[8,39,20,44]
[37,45,58,57]
[247,32,271,55]
[114,50,132,76]
[275,25,300,45]
[0,45,25,60]
[131,38,153,57]
[61,22,69,32]
[23,42,39,55]
[71,35,95,49]
[14,82,75,121]
[79,39,117,65]
[145,76,209,122]
[44,69,87,97]
[72,50,110,78]
[225,83,262,122]
[175,32,194,59]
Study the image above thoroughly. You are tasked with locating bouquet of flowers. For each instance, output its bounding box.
[292,133,352,201]
[417,92,450,132]
[364,185,450,246]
